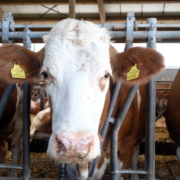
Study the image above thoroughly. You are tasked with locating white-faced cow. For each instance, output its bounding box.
[0,19,164,179]
[166,69,180,161]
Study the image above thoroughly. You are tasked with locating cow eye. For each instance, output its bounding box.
[104,73,110,78]
[41,71,49,78]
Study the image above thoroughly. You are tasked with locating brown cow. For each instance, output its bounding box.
[166,69,180,161]
[0,19,164,179]
[156,78,171,117]
[0,81,21,176]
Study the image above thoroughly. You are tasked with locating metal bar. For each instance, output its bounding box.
[39,91,45,111]
[2,22,180,30]
[0,83,15,119]
[1,31,180,40]
[0,164,23,169]
[116,169,147,174]
[0,178,58,180]
[145,18,156,180]
[156,88,171,90]
[101,83,121,137]
[23,82,31,180]
[156,81,172,83]
[110,84,139,180]
[58,163,66,180]
[156,108,166,121]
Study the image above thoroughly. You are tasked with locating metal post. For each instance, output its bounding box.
[110,85,139,180]
[23,82,30,180]
[2,12,14,44]
[0,83,15,119]
[22,24,31,180]
[39,91,45,111]
[145,18,157,180]
[59,163,66,180]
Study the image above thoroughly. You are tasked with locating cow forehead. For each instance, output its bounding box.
[42,18,111,78]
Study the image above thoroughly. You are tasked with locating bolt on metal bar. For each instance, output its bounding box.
[110,84,139,180]
[0,83,15,119]
[23,82,31,180]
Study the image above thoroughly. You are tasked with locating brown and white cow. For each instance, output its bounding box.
[0,81,22,175]
[166,69,180,161]
[30,97,51,138]
[0,19,164,179]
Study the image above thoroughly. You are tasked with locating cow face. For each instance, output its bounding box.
[0,18,164,164]
[41,19,111,163]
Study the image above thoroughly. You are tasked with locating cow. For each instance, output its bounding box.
[165,69,180,162]
[0,18,164,179]
[30,97,51,138]
[0,81,22,176]
[156,78,171,118]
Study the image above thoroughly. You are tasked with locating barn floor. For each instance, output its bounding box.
[3,118,180,180]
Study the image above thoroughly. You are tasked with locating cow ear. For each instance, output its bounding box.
[0,44,44,84]
[110,47,165,85]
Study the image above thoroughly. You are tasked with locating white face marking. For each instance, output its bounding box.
[42,19,111,162]
[93,158,110,180]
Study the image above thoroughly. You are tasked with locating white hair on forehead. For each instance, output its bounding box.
[43,18,110,45]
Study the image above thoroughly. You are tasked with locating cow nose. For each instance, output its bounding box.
[56,135,93,156]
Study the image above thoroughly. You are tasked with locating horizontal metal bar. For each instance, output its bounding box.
[1,31,180,40]
[156,88,171,90]
[156,81,172,83]
[1,22,180,30]
[0,164,23,169]
[114,169,147,174]
[0,178,57,180]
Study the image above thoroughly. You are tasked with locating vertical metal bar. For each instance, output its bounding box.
[145,18,157,180]
[22,25,31,180]
[39,91,45,111]
[110,12,135,180]
[59,163,66,180]
[23,82,30,180]
[0,83,15,119]
[110,85,139,180]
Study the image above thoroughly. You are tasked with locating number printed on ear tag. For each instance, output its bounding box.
[127,64,140,80]
[11,61,26,79]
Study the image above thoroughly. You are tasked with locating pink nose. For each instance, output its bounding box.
[56,135,93,158]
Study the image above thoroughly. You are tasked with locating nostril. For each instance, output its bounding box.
[58,141,65,151]
[56,138,67,155]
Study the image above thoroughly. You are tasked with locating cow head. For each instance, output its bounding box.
[0,18,164,164]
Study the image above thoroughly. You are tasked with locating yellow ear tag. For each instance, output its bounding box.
[127,64,140,80]
[11,61,26,79]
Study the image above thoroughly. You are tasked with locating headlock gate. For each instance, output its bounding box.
[0,11,178,180]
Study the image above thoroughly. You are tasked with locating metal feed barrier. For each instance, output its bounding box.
[0,11,177,180]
